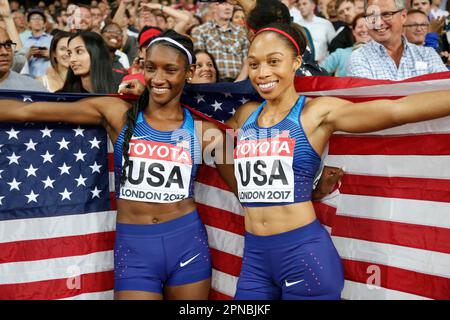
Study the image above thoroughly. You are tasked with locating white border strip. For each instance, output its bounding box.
[332,236,450,279]
[195,182,244,216]
[211,269,238,298]
[206,225,244,257]
[334,116,450,135]
[0,211,116,243]
[109,172,115,192]
[325,155,450,179]
[0,250,113,285]
[302,79,450,97]
[337,194,450,229]
[341,280,431,300]
[59,290,114,300]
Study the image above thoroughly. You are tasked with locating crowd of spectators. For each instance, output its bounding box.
[1,0,450,94]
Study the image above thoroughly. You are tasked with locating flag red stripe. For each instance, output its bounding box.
[107,153,114,172]
[329,134,450,155]
[313,201,337,228]
[341,174,450,203]
[110,192,117,210]
[209,289,233,300]
[210,248,242,277]
[195,165,233,192]
[0,271,114,300]
[342,259,450,300]
[333,215,450,254]
[197,203,244,235]
[0,232,115,264]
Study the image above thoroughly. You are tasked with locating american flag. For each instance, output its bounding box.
[1,71,450,299]
[0,117,115,299]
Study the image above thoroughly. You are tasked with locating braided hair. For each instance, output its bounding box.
[119,30,195,186]
[119,88,149,186]
[60,31,117,93]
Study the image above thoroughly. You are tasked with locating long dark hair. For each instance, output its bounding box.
[246,0,292,31]
[246,0,308,57]
[194,49,220,81]
[49,30,71,70]
[120,30,195,186]
[59,31,117,93]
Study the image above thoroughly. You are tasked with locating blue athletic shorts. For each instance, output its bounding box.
[234,219,344,300]
[114,210,212,294]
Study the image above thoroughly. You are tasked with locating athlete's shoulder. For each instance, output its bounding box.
[85,95,132,112]
[226,100,261,129]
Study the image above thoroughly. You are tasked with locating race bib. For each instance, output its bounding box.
[234,137,295,203]
[120,139,192,203]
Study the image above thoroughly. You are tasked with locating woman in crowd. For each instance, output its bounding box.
[225,22,450,300]
[0,29,236,300]
[188,49,250,83]
[190,50,219,84]
[37,30,70,92]
[58,31,123,93]
[320,13,371,76]
[232,7,246,26]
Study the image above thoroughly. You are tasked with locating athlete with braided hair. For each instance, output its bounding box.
[0,29,236,300]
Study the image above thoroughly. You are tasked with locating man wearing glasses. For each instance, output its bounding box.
[0,28,47,91]
[403,9,432,45]
[403,8,450,63]
[347,0,447,79]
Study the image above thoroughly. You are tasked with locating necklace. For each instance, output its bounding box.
[53,67,66,83]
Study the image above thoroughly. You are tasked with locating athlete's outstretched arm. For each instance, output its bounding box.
[314,90,450,135]
[225,101,260,130]
[0,96,131,142]
[199,120,238,196]
[311,166,344,200]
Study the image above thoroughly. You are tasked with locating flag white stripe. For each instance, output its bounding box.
[318,189,340,208]
[107,138,114,153]
[332,237,450,279]
[59,290,114,300]
[335,116,450,135]
[195,182,244,216]
[206,225,244,257]
[0,211,116,243]
[211,269,238,298]
[337,194,450,229]
[109,172,115,192]
[0,251,113,285]
[325,155,450,179]
[302,78,450,97]
[341,280,431,300]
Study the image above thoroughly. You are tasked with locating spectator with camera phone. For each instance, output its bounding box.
[21,8,52,78]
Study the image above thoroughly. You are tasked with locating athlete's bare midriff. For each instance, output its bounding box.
[244,201,317,236]
[116,198,197,224]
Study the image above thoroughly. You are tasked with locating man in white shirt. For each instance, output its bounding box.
[297,0,337,61]
[281,0,303,22]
